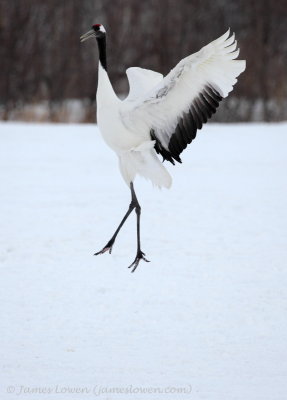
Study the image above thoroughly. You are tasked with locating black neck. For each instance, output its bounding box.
[96,36,107,71]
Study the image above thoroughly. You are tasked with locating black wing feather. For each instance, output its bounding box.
[150,84,223,164]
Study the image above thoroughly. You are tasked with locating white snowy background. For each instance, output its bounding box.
[0,122,287,400]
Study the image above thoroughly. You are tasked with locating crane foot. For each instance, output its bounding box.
[94,239,114,256]
[128,250,150,272]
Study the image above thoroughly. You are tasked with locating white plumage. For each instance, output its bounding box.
[125,67,163,102]
[96,64,172,188]
[80,25,246,271]
[98,28,245,187]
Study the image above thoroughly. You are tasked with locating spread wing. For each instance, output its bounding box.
[120,30,246,164]
[125,67,163,102]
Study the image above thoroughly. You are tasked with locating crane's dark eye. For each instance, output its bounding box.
[92,24,101,31]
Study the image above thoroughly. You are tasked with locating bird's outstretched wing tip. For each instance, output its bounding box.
[224,28,231,38]
[241,59,247,71]
[216,28,231,45]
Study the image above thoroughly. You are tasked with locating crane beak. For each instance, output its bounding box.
[80,30,96,42]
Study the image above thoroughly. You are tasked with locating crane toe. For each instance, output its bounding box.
[94,239,114,256]
[128,250,150,273]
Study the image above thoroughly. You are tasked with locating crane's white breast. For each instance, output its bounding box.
[97,103,145,153]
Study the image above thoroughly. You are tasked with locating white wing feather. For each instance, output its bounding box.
[125,67,163,102]
[120,30,246,153]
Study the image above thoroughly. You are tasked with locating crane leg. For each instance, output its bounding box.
[95,182,149,272]
[128,182,150,272]
[94,201,134,256]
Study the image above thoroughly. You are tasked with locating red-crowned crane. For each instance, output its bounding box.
[80,24,246,272]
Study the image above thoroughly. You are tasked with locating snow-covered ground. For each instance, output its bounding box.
[0,122,287,400]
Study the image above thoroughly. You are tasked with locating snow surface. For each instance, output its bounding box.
[0,122,287,400]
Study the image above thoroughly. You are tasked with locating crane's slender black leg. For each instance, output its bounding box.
[94,188,135,255]
[94,202,134,255]
[128,183,150,272]
[95,182,150,272]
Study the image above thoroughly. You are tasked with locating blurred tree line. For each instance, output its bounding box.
[0,0,286,122]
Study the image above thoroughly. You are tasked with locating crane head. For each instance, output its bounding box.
[80,24,106,42]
